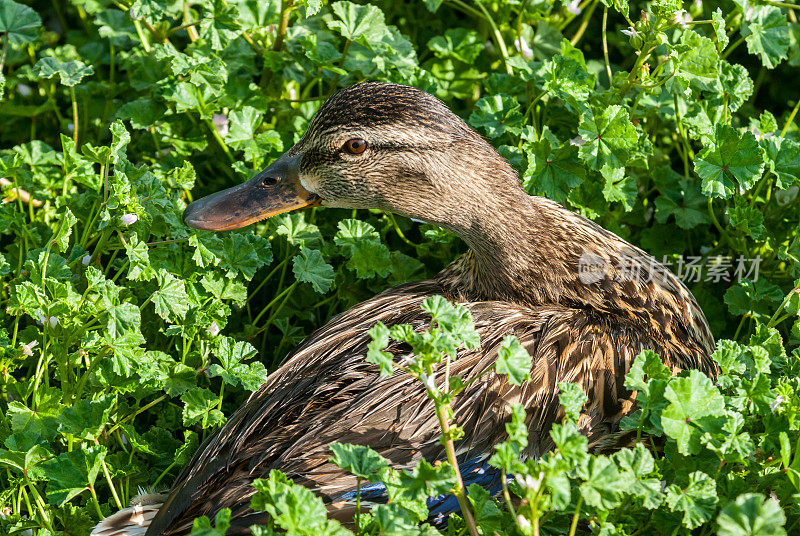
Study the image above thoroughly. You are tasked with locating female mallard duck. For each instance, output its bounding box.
[94,82,715,536]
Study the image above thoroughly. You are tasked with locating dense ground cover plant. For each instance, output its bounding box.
[0,0,799,534]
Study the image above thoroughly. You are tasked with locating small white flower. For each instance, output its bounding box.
[515,472,544,492]
[120,213,138,225]
[673,9,691,29]
[421,371,437,393]
[771,395,784,412]
[516,514,532,532]
[34,309,46,325]
[208,321,220,337]
[565,0,582,15]
[82,254,91,265]
[570,135,587,147]
[48,316,59,328]
[693,0,702,8]
[17,84,32,96]
[514,37,534,60]
[288,86,298,100]
[621,27,638,38]
[20,340,39,356]
[212,113,229,137]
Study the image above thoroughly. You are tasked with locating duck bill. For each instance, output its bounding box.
[183,153,321,231]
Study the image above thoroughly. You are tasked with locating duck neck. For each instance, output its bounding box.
[435,176,715,361]
[436,181,560,305]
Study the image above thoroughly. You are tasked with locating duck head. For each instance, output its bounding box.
[183,82,522,233]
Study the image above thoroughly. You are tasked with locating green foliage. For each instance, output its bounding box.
[0,0,797,534]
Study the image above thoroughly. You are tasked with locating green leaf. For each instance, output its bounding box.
[181,388,225,428]
[51,208,77,253]
[129,0,169,24]
[558,382,587,422]
[577,455,626,509]
[117,98,167,129]
[469,94,524,138]
[43,446,106,505]
[327,1,389,44]
[189,508,231,536]
[712,8,729,51]
[292,247,334,293]
[32,58,94,87]
[763,136,800,188]
[427,28,483,64]
[660,370,726,455]
[523,136,585,203]
[0,0,41,44]
[396,460,455,502]
[671,31,722,94]
[742,6,791,69]
[151,269,190,322]
[251,470,353,536]
[665,471,718,529]
[726,200,765,239]
[58,395,115,441]
[695,125,765,198]
[717,493,786,536]
[600,164,636,210]
[366,322,395,377]
[334,220,392,279]
[653,169,710,230]
[540,42,593,112]
[208,336,266,390]
[489,404,528,472]
[495,335,531,385]
[578,105,638,171]
[724,279,784,318]
[329,443,389,481]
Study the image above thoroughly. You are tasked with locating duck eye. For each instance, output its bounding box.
[344,138,367,155]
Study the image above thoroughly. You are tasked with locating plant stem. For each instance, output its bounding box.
[101,457,123,509]
[602,8,612,84]
[434,403,479,536]
[568,496,584,536]
[253,281,297,326]
[69,86,79,145]
[570,0,598,47]
[767,283,800,328]
[0,33,9,75]
[205,118,234,162]
[355,476,361,532]
[153,461,177,487]
[107,395,168,435]
[722,35,745,59]
[781,99,800,137]
[474,1,512,75]
[132,19,151,53]
[89,484,104,518]
[273,0,294,52]
[501,470,517,517]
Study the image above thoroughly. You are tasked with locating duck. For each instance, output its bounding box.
[92,82,716,536]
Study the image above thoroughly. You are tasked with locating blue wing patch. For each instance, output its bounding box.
[334,456,505,525]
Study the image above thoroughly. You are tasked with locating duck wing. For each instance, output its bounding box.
[146,281,664,535]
